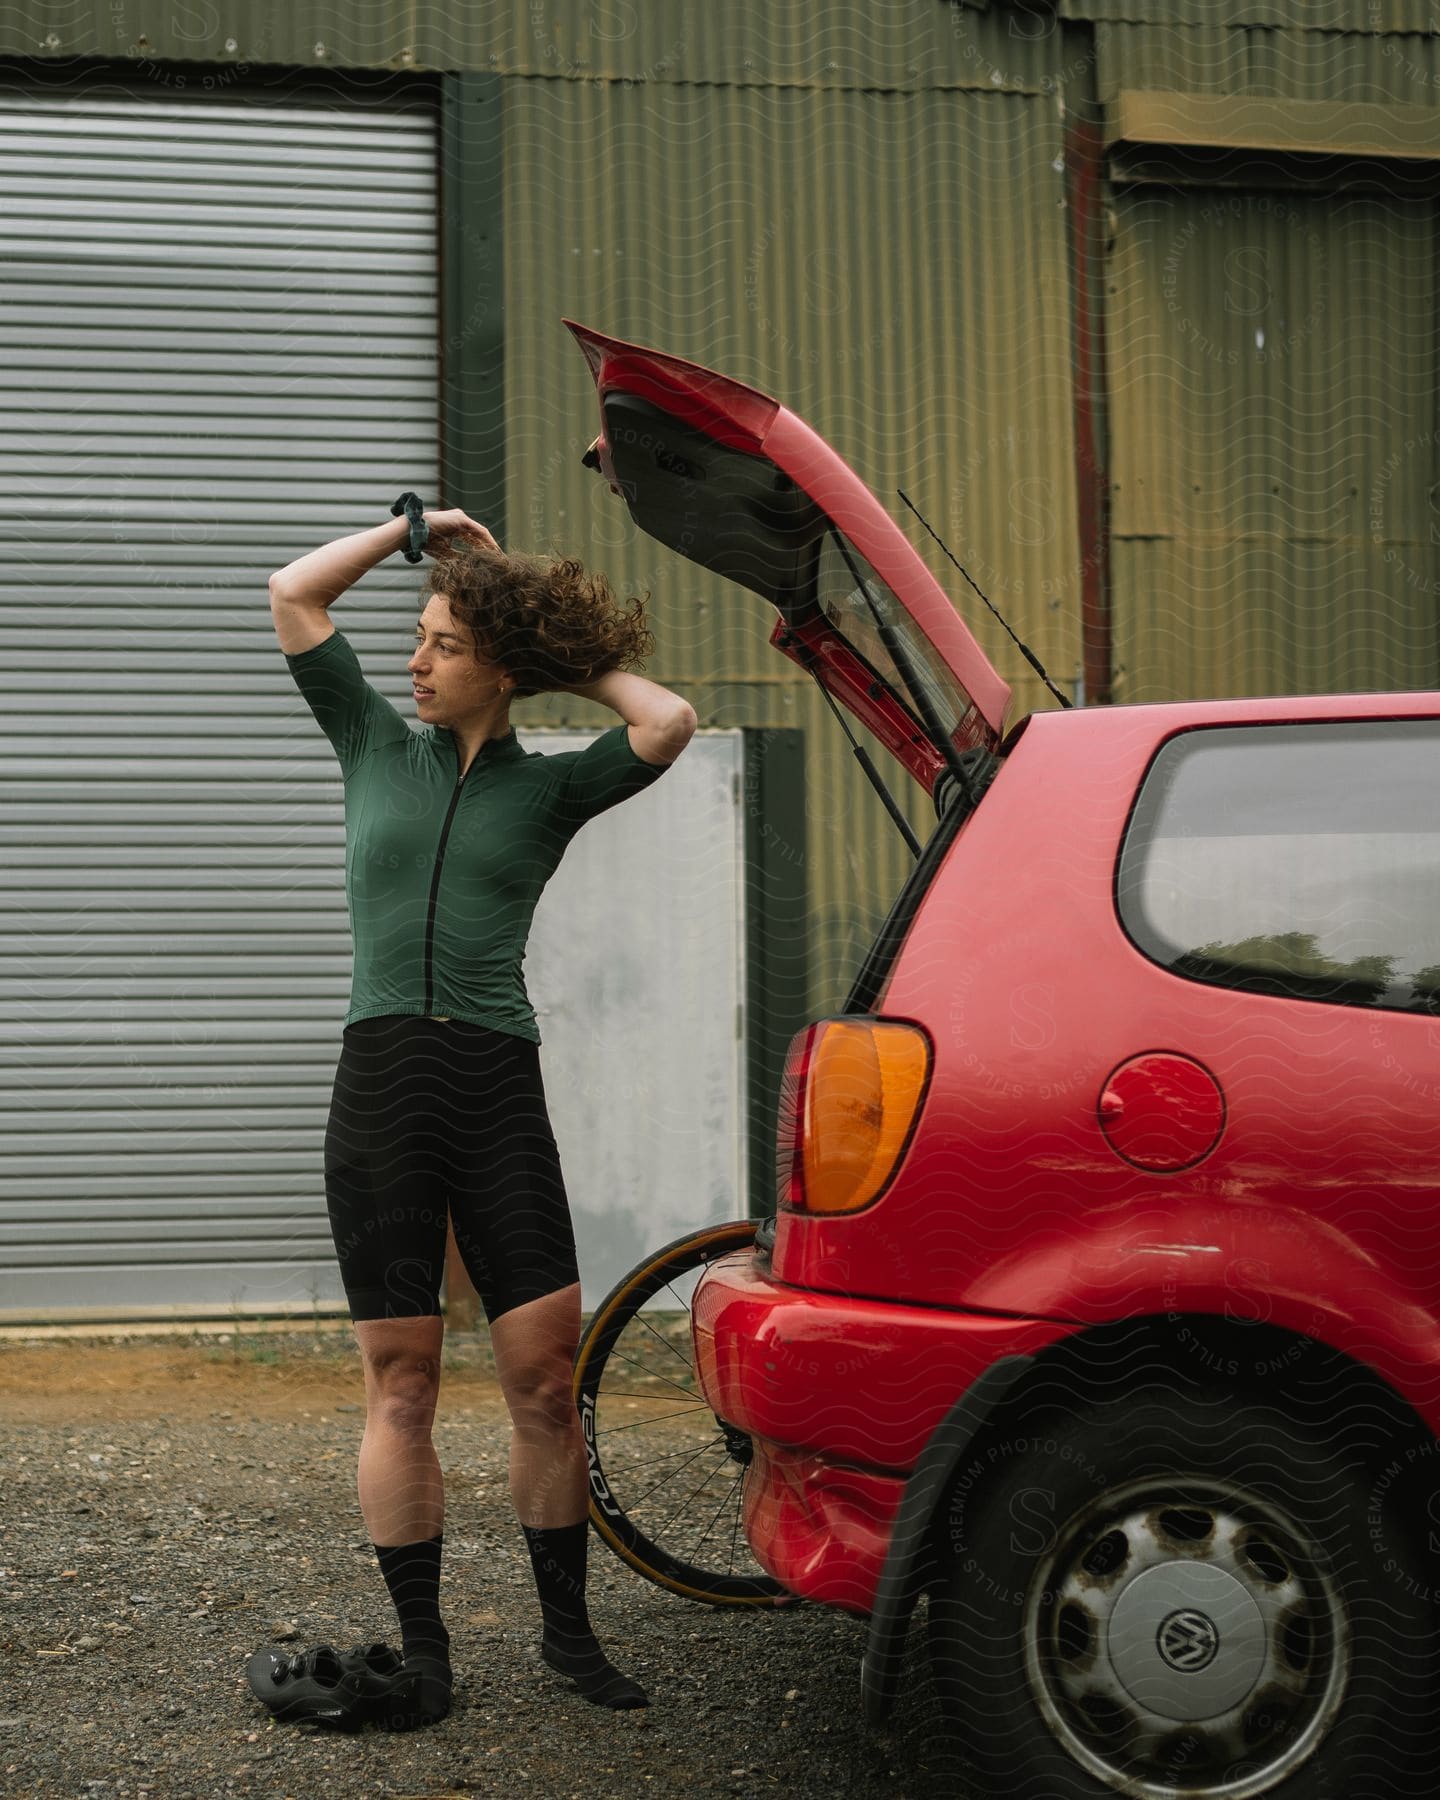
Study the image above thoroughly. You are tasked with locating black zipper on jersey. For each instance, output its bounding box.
[422,767,467,1017]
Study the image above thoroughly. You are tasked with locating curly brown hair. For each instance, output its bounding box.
[419,543,655,699]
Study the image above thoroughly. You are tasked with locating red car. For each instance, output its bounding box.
[566,322,1440,1799]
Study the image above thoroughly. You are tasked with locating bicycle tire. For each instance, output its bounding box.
[572,1219,789,1606]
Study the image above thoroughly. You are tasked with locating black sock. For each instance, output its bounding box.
[373,1531,451,1670]
[519,1519,648,1710]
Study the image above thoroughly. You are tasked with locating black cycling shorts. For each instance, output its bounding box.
[323,1013,580,1324]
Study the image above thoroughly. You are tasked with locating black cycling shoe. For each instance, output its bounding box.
[244,1642,366,1731]
[366,1652,454,1732]
[337,1640,404,1696]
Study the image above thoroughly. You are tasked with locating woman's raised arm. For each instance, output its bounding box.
[268,515,411,610]
[270,507,503,609]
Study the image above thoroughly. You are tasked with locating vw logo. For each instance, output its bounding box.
[1156,1608,1221,1672]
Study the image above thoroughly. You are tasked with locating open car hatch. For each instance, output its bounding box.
[564,320,1012,793]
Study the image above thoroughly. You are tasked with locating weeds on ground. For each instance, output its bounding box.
[200,1308,357,1367]
[195,1309,508,1378]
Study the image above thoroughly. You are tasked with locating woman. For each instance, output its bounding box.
[247,503,696,1732]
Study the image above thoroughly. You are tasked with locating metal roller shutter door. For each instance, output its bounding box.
[0,79,439,1321]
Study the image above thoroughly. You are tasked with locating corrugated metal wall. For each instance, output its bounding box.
[0,80,440,1317]
[0,2,1057,91]
[4,0,1435,1019]
[501,75,1079,1015]
[0,5,1083,1023]
[1091,21,1440,100]
[1107,183,1436,701]
[1059,1,1438,31]
[1089,6,1440,704]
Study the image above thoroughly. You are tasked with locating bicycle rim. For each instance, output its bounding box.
[572,1221,787,1605]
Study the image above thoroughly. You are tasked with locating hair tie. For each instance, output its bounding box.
[391,492,430,564]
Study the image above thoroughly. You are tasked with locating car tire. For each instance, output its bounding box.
[926,1380,1438,1800]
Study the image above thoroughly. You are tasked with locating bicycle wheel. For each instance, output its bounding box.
[572,1218,789,1605]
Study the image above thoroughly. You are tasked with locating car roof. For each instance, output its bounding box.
[1004,689,1440,751]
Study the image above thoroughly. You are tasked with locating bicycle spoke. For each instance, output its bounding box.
[686,1470,744,1565]
[594,1389,712,1404]
[596,1439,729,1480]
[630,1307,695,1373]
[597,1405,714,1435]
[650,1446,741,1540]
[662,1275,695,1312]
[628,1438,733,1513]
[597,1440,730,1483]
[602,1341,697,1401]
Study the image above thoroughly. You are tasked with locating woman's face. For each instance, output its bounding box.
[407,594,510,724]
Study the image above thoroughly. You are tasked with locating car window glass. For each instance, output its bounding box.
[814,529,969,743]
[1116,720,1440,1015]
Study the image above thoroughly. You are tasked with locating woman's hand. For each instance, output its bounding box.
[421,509,502,558]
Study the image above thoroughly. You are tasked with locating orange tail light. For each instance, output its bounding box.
[776,1018,933,1216]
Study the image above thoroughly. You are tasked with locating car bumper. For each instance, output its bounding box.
[691,1249,1070,1612]
[741,1438,904,1614]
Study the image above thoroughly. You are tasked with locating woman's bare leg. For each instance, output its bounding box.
[490,1282,647,1708]
[354,1314,446,1542]
[349,1311,453,1724]
[489,1281,587,1526]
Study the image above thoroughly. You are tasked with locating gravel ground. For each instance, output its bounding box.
[0,1327,977,1800]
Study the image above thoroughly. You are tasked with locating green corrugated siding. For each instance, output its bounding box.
[1085,10,1440,710]
[1112,538,1439,701]
[1093,21,1440,100]
[12,0,1433,1007]
[1107,182,1437,702]
[1060,1,1438,31]
[5,1,1051,91]
[502,75,1078,1015]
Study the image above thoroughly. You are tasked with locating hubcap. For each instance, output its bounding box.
[1022,1476,1348,1797]
[1111,1562,1264,1718]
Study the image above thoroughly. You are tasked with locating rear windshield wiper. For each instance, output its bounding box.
[830,531,986,832]
[773,631,928,859]
[778,528,992,861]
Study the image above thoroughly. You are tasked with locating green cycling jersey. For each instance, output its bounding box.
[285,626,669,1043]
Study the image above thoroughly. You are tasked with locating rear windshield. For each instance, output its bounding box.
[1116,720,1440,1015]
[601,392,980,751]
[813,529,972,747]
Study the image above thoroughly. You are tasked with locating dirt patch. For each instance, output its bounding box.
[0,1331,507,1424]
[0,1333,964,1798]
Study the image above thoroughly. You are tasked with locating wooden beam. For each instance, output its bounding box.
[1106,92,1440,162]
